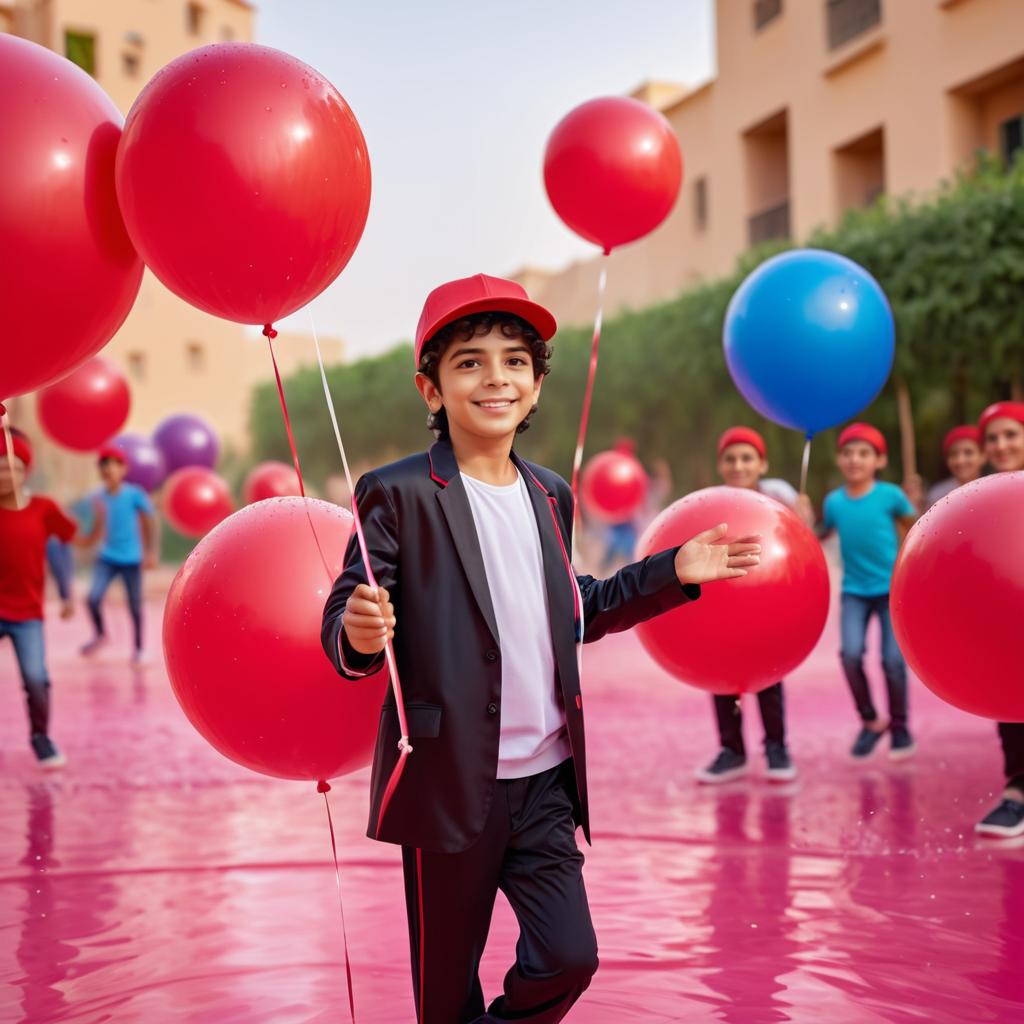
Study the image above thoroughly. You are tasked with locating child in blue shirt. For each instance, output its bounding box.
[798,423,917,760]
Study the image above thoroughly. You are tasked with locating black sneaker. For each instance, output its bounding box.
[696,748,748,785]
[765,742,797,782]
[975,799,1024,838]
[851,725,887,759]
[889,728,916,761]
[31,733,67,771]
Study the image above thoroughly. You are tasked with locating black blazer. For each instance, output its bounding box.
[321,438,699,853]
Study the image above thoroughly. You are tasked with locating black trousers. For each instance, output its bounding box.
[713,682,786,756]
[998,722,1024,790]
[401,759,598,1024]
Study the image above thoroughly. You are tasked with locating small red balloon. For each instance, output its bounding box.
[544,96,683,253]
[581,450,648,523]
[636,487,829,694]
[244,461,302,504]
[892,473,1024,721]
[163,497,387,780]
[116,43,371,325]
[163,467,234,538]
[1,35,142,398]
[37,357,130,452]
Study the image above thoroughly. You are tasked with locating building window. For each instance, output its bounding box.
[748,201,791,245]
[220,25,236,41]
[64,30,96,76]
[827,0,881,50]
[186,2,205,36]
[1001,114,1023,165]
[122,51,140,77]
[833,125,885,216]
[126,352,146,383]
[754,0,783,30]
[186,341,206,373]
[694,177,708,230]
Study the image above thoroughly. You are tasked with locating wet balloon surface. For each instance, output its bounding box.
[1,596,1021,1023]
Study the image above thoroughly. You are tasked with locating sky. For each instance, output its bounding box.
[256,0,716,358]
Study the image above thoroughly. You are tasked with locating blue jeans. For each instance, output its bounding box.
[0,618,50,736]
[839,593,908,732]
[88,559,143,651]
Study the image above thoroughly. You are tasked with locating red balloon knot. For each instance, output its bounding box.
[317,779,331,793]
[262,323,278,339]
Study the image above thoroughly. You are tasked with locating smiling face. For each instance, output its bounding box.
[984,416,1024,473]
[99,457,128,488]
[0,455,26,500]
[717,443,767,490]
[946,439,983,484]
[837,440,886,485]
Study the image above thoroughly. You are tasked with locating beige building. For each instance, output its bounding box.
[1,0,345,499]
[518,0,1024,328]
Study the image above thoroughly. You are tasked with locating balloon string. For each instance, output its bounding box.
[317,780,357,1023]
[264,325,306,498]
[569,254,609,557]
[799,435,812,496]
[1,402,25,511]
[308,312,413,836]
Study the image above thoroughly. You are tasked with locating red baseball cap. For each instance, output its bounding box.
[0,427,33,469]
[414,274,557,366]
[942,424,981,455]
[97,445,127,465]
[717,426,766,459]
[978,401,1024,436]
[837,423,887,456]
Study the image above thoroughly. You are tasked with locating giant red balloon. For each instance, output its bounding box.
[244,460,302,504]
[891,473,1024,721]
[163,497,387,780]
[581,450,648,523]
[0,35,142,398]
[544,96,683,253]
[636,487,829,694]
[163,467,234,537]
[115,43,371,325]
[37,357,130,452]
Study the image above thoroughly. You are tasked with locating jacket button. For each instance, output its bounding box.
[487,702,498,715]
[485,649,498,663]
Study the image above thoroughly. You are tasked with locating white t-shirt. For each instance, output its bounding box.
[461,469,571,779]
[759,477,799,508]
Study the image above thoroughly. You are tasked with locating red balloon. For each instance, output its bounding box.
[544,96,683,253]
[635,487,829,694]
[37,357,130,452]
[891,473,1024,721]
[163,467,234,538]
[244,461,302,504]
[163,497,387,780]
[0,35,142,399]
[581,450,648,523]
[116,43,371,325]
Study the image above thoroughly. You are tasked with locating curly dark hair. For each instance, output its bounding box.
[417,312,552,439]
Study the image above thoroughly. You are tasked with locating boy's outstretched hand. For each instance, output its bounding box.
[674,524,761,585]
[343,583,396,655]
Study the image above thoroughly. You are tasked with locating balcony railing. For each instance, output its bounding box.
[748,200,791,246]
[827,0,881,50]
[754,0,783,31]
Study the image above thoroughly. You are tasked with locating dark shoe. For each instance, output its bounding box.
[31,733,67,770]
[851,725,887,759]
[975,799,1024,838]
[889,728,917,761]
[696,748,748,785]
[765,742,797,782]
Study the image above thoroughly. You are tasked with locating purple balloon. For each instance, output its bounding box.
[113,433,167,492]
[153,413,219,473]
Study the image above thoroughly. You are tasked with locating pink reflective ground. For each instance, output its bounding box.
[1,596,1022,1024]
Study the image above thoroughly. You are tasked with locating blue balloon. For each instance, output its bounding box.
[723,249,894,436]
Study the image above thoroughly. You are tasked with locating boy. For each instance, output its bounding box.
[797,423,917,761]
[974,401,1024,837]
[321,274,761,1024]
[0,426,101,767]
[696,426,796,784]
[80,446,158,665]
[924,425,983,510]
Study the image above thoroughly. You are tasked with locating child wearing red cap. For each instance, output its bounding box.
[975,401,1024,837]
[79,445,158,665]
[695,426,797,784]
[798,423,918,761]
[924,426,984,510]
[321,274,762,1024]
[0,426,102,767]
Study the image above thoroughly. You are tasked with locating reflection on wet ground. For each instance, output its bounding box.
[1,600,1021,1023]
